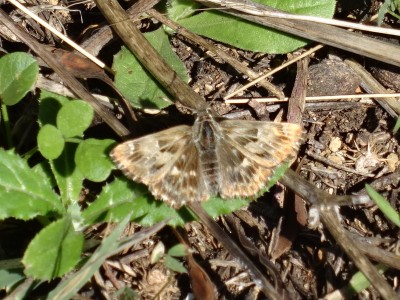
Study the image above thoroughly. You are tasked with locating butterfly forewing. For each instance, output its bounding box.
[110,125,210,208]
[111,126,191,183]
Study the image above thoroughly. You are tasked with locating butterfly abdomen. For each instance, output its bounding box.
[199,150,219,195]
[193,115,221,195]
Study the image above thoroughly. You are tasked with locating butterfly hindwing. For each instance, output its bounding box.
[217,138,273,198]
[151,142,210,207]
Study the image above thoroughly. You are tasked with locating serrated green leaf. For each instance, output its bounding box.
[32,160,57,189]
[168,244,186,257]
[164,255,187,273]
[0,52,39,105]
[139,199,193,227]
[82,177,150,225]
[56,100,94,138]
[37,124,65,159]
[0,149,63,220]
[82,177,187,227]
[177,0,336,53]
[75,139,115,182]
[201,197,248,218]
[113,28,189,109]
[51,143,84,204]
[22,217,84,280]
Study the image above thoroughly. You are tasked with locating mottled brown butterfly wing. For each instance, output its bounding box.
[110,125,210,208]
[217,120,304,198]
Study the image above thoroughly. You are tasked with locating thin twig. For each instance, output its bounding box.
[7,0,105,69]
[225,44,324,99]
[225,93,400,104]
[306,150,375,177]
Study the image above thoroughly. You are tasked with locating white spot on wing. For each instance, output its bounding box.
[241,158,251,167]
[127,143,136,153]
[170,166,180,176]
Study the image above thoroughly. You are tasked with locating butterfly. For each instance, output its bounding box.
[110,107,304,208]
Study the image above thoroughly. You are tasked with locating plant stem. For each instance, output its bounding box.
[1,103,13,148]
[21,146,38,160]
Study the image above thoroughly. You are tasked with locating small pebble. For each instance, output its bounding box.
[329,137,342,152]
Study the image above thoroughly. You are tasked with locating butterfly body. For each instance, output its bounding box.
[111,108,304,208]
[192,110,222,197]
